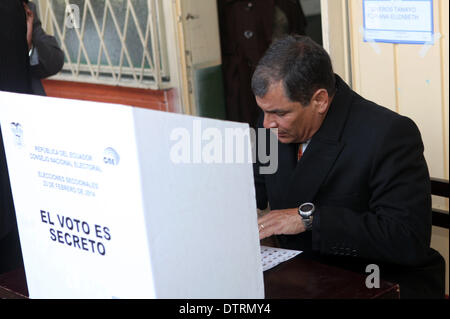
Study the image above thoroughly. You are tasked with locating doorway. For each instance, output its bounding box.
[301,0,323,46]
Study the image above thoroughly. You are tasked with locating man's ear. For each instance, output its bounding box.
[311,89,330,114]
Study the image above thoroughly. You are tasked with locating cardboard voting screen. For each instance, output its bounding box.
[0,91,264,299]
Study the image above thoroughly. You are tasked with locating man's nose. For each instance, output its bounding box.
[263,114,277,129]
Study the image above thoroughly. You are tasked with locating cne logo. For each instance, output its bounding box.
[103,147,120,166]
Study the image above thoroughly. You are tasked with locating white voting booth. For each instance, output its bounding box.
[0,91,264,299]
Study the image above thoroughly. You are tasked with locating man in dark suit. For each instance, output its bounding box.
[252,35,445,298]
[23,0,64,95]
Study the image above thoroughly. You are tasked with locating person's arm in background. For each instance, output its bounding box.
[24,1,64,79]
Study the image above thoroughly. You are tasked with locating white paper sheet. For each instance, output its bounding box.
[260,246,302,271]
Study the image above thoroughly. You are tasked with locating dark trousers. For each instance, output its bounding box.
[0,224,23,274]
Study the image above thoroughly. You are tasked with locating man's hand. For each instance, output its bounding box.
[258,208,305,240]
[23,2,34,50]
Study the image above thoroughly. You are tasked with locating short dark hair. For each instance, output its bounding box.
[251,35,336,106]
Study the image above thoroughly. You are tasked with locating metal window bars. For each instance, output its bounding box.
[36,0,171,90]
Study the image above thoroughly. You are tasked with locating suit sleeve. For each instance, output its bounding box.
[253,114,270,210]
[253,128,269,210]
[315,116,433,267]
[29,3,65,79]
[254,163,268,210]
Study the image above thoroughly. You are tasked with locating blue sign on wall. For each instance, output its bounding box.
[363,0,434,44]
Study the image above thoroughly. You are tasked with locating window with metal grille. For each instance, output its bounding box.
[35,0,170,89]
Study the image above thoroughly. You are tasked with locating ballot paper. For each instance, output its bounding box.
[260,246,302,271]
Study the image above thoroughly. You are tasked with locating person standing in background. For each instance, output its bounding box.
[23,0,64,96]
[217,0,307,128]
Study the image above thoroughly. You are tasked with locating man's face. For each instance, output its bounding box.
[255,81,326,144]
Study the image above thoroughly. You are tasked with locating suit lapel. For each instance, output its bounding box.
[283,75,354,207]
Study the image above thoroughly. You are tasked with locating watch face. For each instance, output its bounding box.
[300,203,314,212]
[299,203,314,218]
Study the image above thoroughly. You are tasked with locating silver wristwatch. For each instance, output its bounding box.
[298,202,315,231]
